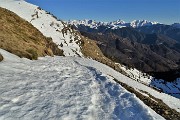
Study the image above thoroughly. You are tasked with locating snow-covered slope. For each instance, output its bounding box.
[0,0,83,56]
[120,65,180,98]
[0,49,165,120]
[67,19,160,29]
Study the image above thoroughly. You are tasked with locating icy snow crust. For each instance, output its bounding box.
[0,49,165,120]
[0,0,83,57]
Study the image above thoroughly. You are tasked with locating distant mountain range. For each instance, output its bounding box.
[68,19,180,81]
[67,19,180,29]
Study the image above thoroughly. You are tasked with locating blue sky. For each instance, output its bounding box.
[27,0,180,24]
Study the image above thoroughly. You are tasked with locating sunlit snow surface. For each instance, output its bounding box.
[0,49,164,120]
[0,0,83,57]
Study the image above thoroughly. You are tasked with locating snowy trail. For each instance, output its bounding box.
[74,58,180,113]
[0,49,164,120]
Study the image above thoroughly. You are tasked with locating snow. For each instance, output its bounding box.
[120,65,180,98]
[1,0,177,98]
[120,65,152,84]
[74,58,180,113]
[67,19,159,29]
[0,49,165,120]
[0,0,83,57]
[68,19,108,29]
[0,0,178,119]
[150,79,180,98]
[130,20,159,28]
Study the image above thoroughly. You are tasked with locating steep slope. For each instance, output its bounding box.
[0,49,165,120]
[80,28,180,73]
[0,7,63,60]
[0,0,83,56]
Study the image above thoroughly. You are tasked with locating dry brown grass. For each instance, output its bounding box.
[0,7,63,60]
[80,35,126,75]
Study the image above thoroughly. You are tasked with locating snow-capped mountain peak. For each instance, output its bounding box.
[68,19,107,29]
[130,20,159,28]
[110,19,126,25]
[67,19,160,29]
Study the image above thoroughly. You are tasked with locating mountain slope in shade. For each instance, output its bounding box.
[137,24,180,42]
[69,20,180,78]
[79,27,180,73]
[172,23,180,28]
[0,0,83,56]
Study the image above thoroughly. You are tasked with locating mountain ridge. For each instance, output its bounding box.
[67,19,179,29]
[75,21,180,78]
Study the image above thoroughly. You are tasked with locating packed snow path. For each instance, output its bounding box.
[0,49,164,120]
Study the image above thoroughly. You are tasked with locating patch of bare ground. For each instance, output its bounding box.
[0,53,3,62]
[0,7,63,60]
[113,78,180,120]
